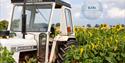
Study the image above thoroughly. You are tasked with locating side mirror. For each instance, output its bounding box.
[50,26,55,38]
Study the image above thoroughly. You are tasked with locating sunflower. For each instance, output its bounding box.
[100,24,109,29]
[115,25,124,32]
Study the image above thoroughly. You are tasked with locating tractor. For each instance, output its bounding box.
[0,0,77,63]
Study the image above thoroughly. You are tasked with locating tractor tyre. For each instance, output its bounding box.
[55,39,78,63]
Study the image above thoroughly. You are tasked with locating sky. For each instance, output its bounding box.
[0,0,125,26]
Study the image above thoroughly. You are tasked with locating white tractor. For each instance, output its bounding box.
[0,0,77,63]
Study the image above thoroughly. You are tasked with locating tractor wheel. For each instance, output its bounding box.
[55,39,78,63]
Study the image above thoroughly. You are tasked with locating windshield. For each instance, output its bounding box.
[11,4,52,32]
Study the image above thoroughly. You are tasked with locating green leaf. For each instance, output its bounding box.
[100,52,105,56]
[0,47,15,63]
[84,53,89,59]
[105,57,112,63]
[121,53,125,58]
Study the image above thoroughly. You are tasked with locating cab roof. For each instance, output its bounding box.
[11,0,71,8]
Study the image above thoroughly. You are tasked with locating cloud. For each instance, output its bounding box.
[63,0,71,4]
[0,0,13,21]
[102,0,125,3]
[102,0,125,9]
[72,4,81,19]
[107,7,125,18]
[74,12,80,18]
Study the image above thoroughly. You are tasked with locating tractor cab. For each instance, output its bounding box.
[10,0,73,35]
[0,0,75,63]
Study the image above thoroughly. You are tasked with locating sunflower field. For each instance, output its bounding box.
[64,24,125,63]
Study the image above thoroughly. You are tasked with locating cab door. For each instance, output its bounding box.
[60,6,73,35]
[65,8,73,34]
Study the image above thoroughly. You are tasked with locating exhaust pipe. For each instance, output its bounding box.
[22,0,26,39]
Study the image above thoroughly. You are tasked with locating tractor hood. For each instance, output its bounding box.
[0,38,37,47]
[0,38,37,52]
[0,32,46,52]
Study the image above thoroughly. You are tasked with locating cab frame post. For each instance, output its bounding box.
[45,2,55,63]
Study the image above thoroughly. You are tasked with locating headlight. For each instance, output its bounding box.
[39,33,47,46]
